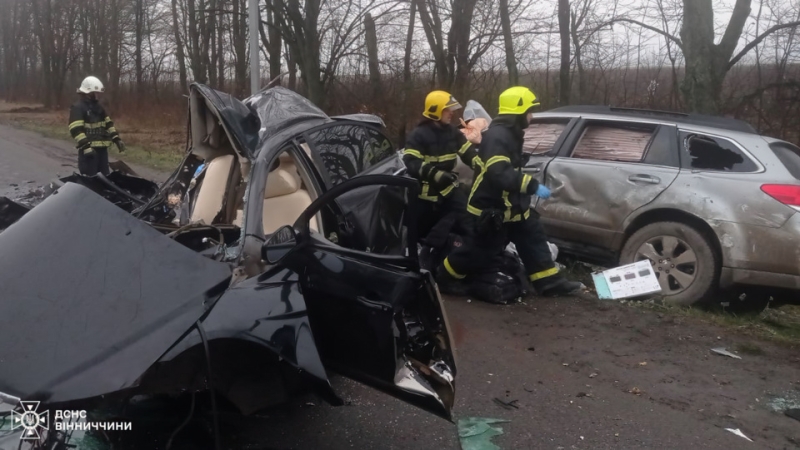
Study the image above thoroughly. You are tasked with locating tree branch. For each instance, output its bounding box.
[608,17,683,49]
[728,20,800,69]
[718,0,752,58]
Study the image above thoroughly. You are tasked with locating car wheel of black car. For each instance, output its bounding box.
[620,222,719,306]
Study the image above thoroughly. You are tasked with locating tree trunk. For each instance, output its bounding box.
[680,0,751,114]
[217,6,224,90]
[415,0,450,89]
[187,0,206,83]
[134,0,144,95]
[558,0,571,105]
[205,0,218,87]
[171,0,188,93]
[570,10,585,103]
[400,0,416,146]
[107,0,121,104]
[286,42,297,91]
[267,0,282,82]
[364,13,381,100]
[499,0,518,85]
[449,0,478,99]
[232,0,247,96]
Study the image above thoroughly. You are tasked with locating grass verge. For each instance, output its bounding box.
[0,106,184,173]
[627,298,800,345]
[560,257,800,345]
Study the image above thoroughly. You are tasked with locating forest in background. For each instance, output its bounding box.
[1,0,799,146]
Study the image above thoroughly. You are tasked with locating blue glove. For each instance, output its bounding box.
[536,184,551,199]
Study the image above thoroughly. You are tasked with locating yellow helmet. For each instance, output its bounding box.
[423,90,462,121]
[498,86,540,115]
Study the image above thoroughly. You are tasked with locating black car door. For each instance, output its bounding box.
[264,175,457,420]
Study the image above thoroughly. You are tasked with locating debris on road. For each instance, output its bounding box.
[768,391,800,413]
[457,417,510,450]
[0,196,30,230]
[711,348,742,360]
[629,387,642,395]
[589,372,598,378]
[724,428,753,442]
[638,362,648,366]
[591,261,662,300]
[493,398,519,410]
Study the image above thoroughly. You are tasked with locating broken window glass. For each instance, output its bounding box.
[570,125,654,162]
[682,134,758,172]
[523,122,568,155]
[308,125,395,186]
[308,125,368,185]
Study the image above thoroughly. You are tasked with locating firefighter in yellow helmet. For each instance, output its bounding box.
[402,90,480,265]
[438,87,582,299]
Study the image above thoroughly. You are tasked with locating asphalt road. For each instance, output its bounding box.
[1,124,799,449]
[0,123,164,198]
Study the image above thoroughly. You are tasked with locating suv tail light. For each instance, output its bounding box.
[761,184,800,208]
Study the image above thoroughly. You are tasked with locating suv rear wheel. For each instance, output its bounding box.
[620,222,718,306]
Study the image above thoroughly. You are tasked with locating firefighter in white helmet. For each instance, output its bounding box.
[68,76,126,175]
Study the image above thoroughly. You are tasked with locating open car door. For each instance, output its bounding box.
[262,175,457,420]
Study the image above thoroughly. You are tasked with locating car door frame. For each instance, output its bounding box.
[278,175,457,419]
[522,116,580,181]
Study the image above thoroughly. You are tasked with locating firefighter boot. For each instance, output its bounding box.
[533,275,584,297]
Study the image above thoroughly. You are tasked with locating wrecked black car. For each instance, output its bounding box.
[0,163,159,231]
[0,84,456,447]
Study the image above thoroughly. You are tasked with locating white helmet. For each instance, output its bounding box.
[77,76,104,94]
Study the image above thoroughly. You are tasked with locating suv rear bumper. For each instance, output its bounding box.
[715,213,800,290]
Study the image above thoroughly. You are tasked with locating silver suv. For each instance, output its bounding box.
[521,106,800,305]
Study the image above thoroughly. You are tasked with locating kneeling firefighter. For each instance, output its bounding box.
[403,91,480,266]
[438,87,582,299]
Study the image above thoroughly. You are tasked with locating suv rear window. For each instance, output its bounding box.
[524,121,568,155]
[770,142,800,180]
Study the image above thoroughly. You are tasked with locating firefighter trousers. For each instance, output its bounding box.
[415,187,468,249]
[78,147,110,176]
[443,212,557,282]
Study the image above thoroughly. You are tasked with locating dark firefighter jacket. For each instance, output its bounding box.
[403,120,479,202]
[467,115,540,222]
[68,97,120,151]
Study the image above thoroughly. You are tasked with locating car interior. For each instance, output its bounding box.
[184,91,319,236]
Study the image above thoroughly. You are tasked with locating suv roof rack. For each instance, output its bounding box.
[546,105,757,134]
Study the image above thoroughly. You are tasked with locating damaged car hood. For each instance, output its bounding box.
[0,183,232,403]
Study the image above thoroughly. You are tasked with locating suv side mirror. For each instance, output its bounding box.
[262,225,298,264]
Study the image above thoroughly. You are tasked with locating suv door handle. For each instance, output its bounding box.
[524,163,543,173]
[628,174,661,184]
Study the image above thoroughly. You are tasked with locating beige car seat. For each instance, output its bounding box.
[191,154,235,224]
[263,157,316,235]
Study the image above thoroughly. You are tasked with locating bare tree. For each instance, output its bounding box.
[499,0,518,85]
[558,0,570,104]
[364,12,381,99]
